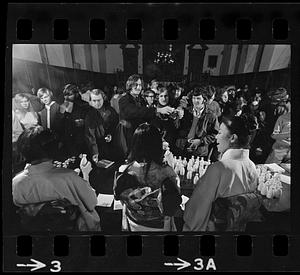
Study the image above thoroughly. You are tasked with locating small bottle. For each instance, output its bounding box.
[80,154,88,167]
[193,173,199,185]
[183,157,187,167]
[199,157,205,177]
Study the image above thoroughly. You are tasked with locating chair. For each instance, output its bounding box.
[209,192,263,231]
[17,199,80,232]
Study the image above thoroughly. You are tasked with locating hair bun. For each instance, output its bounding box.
[240,113,258,134]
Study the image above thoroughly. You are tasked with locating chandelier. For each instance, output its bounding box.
[154,44,175,64]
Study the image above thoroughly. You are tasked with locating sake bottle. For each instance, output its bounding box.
[193,173,199,185]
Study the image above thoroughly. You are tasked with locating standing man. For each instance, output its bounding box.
[60,84,90,157]
[85,89,119,162]
[117,74,174,158]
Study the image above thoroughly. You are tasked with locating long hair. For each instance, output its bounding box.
[13,93,37,120]
[126,74,143,93]
[128,123,164,181]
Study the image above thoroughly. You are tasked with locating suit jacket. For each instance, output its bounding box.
[38,102,63,137]
[119,93,156,131]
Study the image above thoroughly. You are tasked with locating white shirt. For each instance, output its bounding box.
[45,101,55,129]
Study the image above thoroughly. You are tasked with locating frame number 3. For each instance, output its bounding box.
[50,261,62,272]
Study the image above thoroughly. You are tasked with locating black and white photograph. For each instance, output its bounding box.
[10,43,291,234]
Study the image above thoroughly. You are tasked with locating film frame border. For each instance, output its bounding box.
[4,2,300,272]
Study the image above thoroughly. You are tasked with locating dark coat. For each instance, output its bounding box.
[62,99,91,156]
[85,106,119,158]
[38,102,64,138]
[117,93,157,157]
[177,107,219,157]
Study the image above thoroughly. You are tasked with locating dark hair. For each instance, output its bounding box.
[204,85,216,100]
[17,126,58,162]
[63,84,80,96]
[144,89,155,97]
[221,114,258,148]
[126,74,142,92]
[128,123,164,179]
[191,86,207,100]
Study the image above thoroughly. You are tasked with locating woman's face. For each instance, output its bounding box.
[20,97,30,109]
[40,93,51,105]
[221,91,228,103]
[216,122,232,154]
[131,79,143,97]
[158,91,169,106]
[145,93,155,105]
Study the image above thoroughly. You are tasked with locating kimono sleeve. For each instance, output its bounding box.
[183,163,221,231]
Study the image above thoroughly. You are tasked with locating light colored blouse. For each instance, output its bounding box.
[183,148,258,231]
[12,161,100,231]
[12,111,38,142]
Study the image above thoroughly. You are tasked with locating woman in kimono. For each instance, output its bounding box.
[183,114,259,231]
[114,123,181,231]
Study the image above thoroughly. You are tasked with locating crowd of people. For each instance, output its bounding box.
[11,74,291,232]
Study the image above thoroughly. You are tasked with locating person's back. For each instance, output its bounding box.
[13,161,100,231]
[12,126,101,231]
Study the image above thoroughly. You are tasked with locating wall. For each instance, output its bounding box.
[202,44,224,75]
[13,44,42,63]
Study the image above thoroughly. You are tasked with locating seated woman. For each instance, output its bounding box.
[13,93,39,143]
[183,115,258,231]
[152,86,183,151]
[85,89,119,162]
[12,126,101,231]
[12,93,39,171]
[114,123,182,231]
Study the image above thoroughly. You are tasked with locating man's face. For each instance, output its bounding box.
[40,93,51,105]
[151,81,158,89]
[145,93,155,105]
[192,95,204,108]
[221,92,228,103]
[90,93,104,109]
[131,79,142,96]
[64,92,75,102]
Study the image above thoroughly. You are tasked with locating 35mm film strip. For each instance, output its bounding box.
[4,3,300,272]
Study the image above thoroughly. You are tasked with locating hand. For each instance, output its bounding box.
[80,160,92,181]
[105,134,112,143]
[179,97,188,109]
[92,154,99,163]
[187,139,201,151]
[177,108,184,119]
[157,106,174,115]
